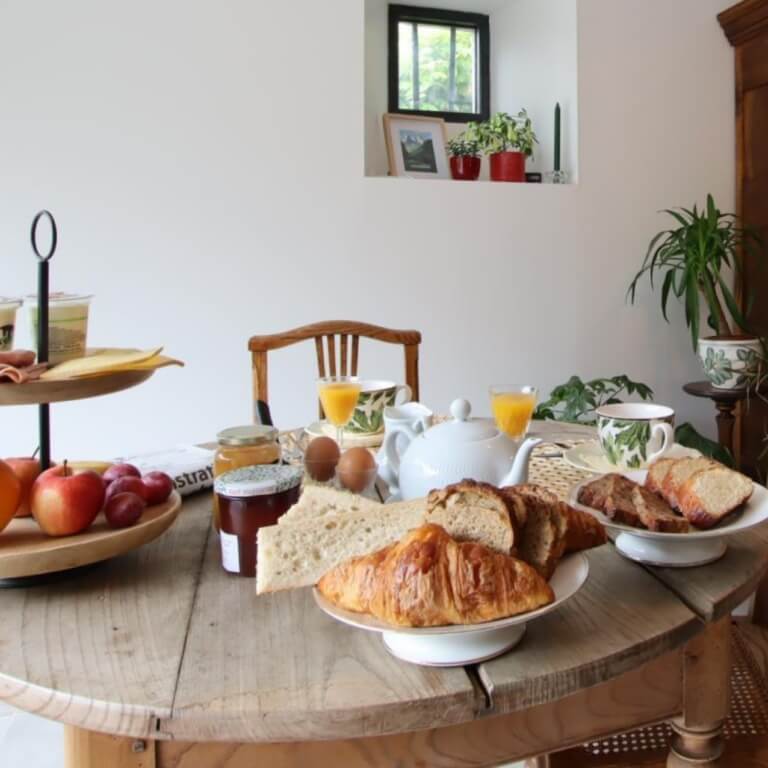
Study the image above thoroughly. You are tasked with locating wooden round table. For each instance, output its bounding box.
[0,449,766,768]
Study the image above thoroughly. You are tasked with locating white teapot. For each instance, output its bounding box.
[382,398,541,500]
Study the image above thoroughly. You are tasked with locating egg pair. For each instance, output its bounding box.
[304,437,377,493]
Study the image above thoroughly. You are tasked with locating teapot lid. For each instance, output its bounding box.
[425,399,498,443]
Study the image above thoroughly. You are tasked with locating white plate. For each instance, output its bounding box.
[313,553,589,666]
[570,470,768,567]
[563,441,701,474]
[305,421,383,448]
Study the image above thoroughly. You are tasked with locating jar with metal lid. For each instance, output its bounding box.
[214,465,303,577]
[213,425,281,530]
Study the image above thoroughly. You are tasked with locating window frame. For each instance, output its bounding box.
[388,4,491,124]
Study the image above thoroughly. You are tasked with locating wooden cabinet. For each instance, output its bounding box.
[719,0,768,477]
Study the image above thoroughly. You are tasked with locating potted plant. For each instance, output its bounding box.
[466,110,538,182]
[447,135,481,181]
[628,194,764,390]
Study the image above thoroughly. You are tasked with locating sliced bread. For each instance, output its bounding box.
[514,496,565,580]
[631,486,690,533]
[278,485,382,525]
[508,483,606,553]
[660,458,718,510]
[426,480,515,553]
[677,466,753,529]
[645,458,677,495]
[257,484,514,594]
[577,473,627,511]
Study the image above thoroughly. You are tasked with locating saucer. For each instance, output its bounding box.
[305,421,384,449]
[563,441,701,474]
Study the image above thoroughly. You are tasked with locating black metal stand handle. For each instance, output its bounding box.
[30,210,57,471]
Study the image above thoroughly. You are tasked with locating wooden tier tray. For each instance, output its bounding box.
[0,491,182,579]
[0,369,155,406]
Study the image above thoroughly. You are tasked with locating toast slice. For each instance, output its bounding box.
[645,458,677,495]
[677,466,753,529]
[578,473,635,514]
[631,486,690,533]
[660,458,718,510]
[426,480,515,553]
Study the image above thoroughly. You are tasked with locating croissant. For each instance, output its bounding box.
[316,524,555,627]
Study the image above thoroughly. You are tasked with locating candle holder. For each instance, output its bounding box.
[545,170,569,185]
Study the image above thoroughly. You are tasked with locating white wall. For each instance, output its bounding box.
[492,0,579,178]
[1,0,734,462]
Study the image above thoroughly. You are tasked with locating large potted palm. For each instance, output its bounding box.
[466,110,537,182]
[628,194,764,389]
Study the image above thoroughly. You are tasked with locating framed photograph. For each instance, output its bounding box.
[383,114,449,179]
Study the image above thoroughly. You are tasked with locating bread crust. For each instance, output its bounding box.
[677,467,753,529]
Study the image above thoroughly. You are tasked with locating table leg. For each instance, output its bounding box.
[64,725,155,768]
[714,401,737,457]
[667,618,730,767]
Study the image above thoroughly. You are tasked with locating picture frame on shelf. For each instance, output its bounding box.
[383,114,449,179]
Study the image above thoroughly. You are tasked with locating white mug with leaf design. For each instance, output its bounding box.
[596,403,675,470]
[344,380,413,435]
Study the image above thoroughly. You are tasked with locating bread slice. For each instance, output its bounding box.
[632,486,690,533]
[279,485,382,525]
[256,483,514,594]
[661,458,718,510]
[646,458,677,495]
[426,480,515,554]
[507,483,606,553]
[257,505,424,594]
[514,496,565,580]
[677,466,753,529]
[578,474,635,513]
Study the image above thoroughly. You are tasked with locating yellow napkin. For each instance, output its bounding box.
[41,348,183,380]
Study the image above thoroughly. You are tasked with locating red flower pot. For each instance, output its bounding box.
[489,151,526,182]
[450,156,481,181]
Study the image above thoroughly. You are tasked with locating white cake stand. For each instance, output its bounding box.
[313,553,589,667]
[570,471,768,568]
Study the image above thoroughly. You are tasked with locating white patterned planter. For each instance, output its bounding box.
[697,336,762,390]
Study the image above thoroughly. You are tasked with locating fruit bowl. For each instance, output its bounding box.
[0,491,182,581]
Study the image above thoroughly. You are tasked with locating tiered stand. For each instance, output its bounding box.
[0,212,181,583]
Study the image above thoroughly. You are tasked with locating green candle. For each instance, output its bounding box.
[554,102,561,172]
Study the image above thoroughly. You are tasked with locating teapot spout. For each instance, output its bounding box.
[500,437,542,487]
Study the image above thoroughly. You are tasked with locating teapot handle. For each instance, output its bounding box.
[382,422,418,496]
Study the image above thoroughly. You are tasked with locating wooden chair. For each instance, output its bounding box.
[248,321,421,420]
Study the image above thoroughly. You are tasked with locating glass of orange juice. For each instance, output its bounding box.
[490,386,538,440]
[317,376,362,449]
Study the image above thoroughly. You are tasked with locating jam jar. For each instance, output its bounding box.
[214,465,302,577]
[213,425,281,530]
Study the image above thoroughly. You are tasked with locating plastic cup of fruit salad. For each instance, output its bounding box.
[26,293,93,365]
[0,298,22,352]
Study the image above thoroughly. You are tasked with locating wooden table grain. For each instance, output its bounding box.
[0,488,765,768]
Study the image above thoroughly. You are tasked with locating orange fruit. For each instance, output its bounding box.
[0,459,22,533]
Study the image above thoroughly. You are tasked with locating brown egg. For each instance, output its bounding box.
[304,437,341,482]
[337,447,377,493]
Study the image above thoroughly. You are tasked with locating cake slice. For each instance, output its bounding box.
[632,486,690,533]
[677,466,753,529]
[646,458,677,495]
[578,474,636,514]
[660,458,718,510]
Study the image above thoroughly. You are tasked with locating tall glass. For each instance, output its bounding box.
[317,376,362,450]
[490,385,538,440]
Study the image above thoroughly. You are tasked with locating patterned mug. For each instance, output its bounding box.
[596,403,675,470]
[345,380,413,435]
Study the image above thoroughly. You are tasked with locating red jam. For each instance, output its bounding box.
[214,465,302,577]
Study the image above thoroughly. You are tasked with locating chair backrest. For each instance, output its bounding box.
[248,321,422,421]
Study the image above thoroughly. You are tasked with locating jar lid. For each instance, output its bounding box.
[25,292,93,306]
[217,425,278,446]
[0,297,22,308]
[215,465,303,498]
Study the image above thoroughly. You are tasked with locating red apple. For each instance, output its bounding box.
[142,471,174,505]
[5,457,42,518]
[103,463,141,485]
[104,492,145,529]
[30,463,106,536]
[105,475,148,504]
